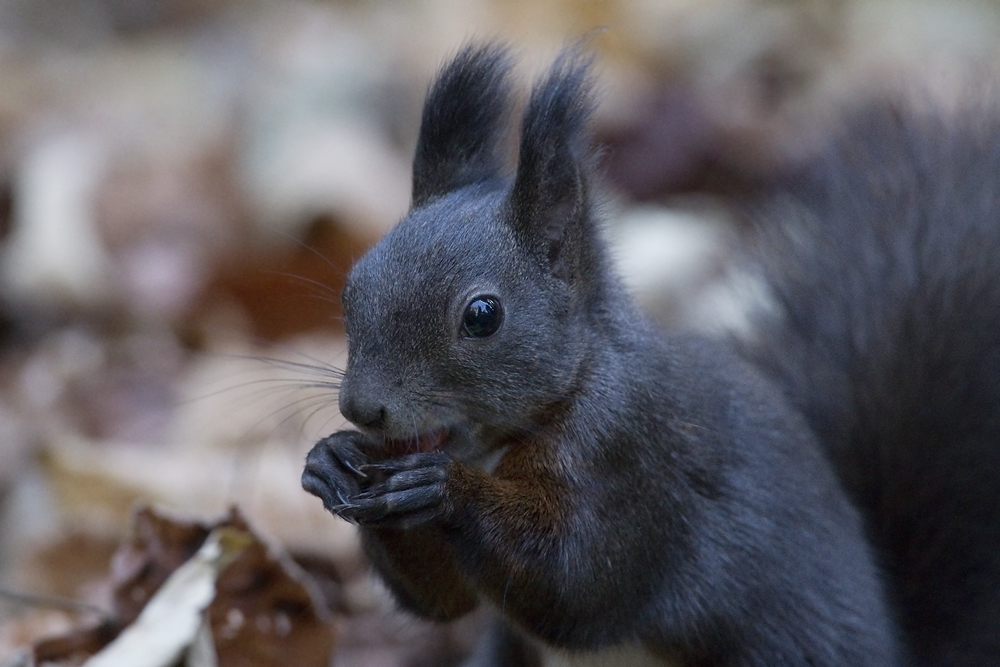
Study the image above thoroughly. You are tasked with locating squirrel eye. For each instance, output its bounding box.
[462,296,503,338]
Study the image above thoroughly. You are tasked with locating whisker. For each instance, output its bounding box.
[407,402,423,454]
[260,269,344,302]
[230,351,345,379]
[262,224,350,275]
[179,374,339,406]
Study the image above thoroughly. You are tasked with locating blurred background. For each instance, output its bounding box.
[0,0,998,665]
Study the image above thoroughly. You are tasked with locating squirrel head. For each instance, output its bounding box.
[338,44,618,458]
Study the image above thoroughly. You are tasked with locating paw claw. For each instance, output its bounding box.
[330,502,357,513]
[358,463,388,476]
[342,459,369,479]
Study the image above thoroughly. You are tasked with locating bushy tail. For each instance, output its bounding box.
[743,101,1000,666]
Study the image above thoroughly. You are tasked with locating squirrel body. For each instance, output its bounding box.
[302,44,999,665]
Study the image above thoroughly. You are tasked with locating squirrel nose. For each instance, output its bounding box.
[339,389,388,430]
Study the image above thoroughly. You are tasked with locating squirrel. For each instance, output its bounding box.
[301,43,1000,665]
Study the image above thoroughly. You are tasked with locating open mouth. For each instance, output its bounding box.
[382,428,451,458]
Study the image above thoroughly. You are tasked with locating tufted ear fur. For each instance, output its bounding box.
[411,43,514,207]
[509,49,595,280]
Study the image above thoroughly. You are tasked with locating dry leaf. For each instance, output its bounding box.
[83,527,249,667]
[28,506,337,667]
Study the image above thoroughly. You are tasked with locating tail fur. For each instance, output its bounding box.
[744,100,1000,665]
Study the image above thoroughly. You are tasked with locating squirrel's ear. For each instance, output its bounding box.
[509,49,594,278]
[412,43,513,207]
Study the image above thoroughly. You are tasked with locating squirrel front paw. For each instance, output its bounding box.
[302,430,374,522]
[348,452,452,528]
[303,434,453,529]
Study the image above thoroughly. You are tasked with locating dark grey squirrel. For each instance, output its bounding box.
[301,43,1000,666]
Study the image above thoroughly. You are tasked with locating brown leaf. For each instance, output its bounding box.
[109,506,211,626]
[33,620,119,667]
[29,504,336,667]
[209,512,336,667]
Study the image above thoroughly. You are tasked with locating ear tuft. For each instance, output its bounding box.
[412,43,514,207]
[510,48,595,275]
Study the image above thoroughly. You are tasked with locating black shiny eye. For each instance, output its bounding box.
[462,296,503,338]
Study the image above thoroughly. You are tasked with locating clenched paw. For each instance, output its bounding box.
[302,430,375,522]
[304,436,455,528]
